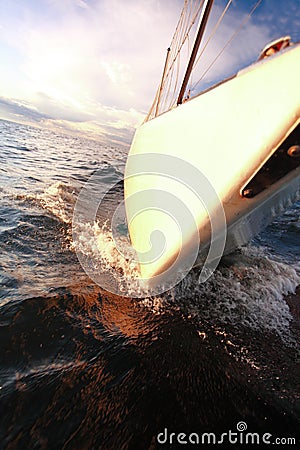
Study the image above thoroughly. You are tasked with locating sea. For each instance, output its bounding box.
[0,117,299,449]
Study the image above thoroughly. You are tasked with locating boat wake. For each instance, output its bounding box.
[20,181,79,225]
[72,210,299,343]
[16,180,299,343]
[172,245,299,338]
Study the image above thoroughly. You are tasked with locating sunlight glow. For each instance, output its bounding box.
[0,0,299,144]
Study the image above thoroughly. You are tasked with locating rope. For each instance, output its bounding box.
[148,0,204,119]
[147,0,264,120]
[163,1,204,104]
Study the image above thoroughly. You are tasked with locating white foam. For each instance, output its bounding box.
[71,215,299,339]
[15,181,78,224]
[71,220,151,297]
[37,182,78,224]
[39,178,298,337]
[171,245,299,338]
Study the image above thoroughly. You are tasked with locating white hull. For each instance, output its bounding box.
[125,44,300,281]
[222,167,299,256]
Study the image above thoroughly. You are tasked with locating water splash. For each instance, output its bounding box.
[71,209,299,340]
[170,245,299,338]
[36,182,79,224]
[71,219,149,297]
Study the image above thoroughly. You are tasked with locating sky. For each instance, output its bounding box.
[0,0,299,146]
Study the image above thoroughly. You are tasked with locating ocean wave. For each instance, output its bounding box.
[71,212,299,339]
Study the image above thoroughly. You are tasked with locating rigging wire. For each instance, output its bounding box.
[147,1,204,119]
[191,0,263,92]
[193,0,233,73]
[147,0,264,121]
[161,1,204,112]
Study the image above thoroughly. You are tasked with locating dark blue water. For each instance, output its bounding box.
[0,118,299,449]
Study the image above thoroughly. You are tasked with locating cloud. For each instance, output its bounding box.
[0,97,51,123]
[189,2,273,93]
[0,0,299,143]
[0,93,142,147]
[0,0,181,142]
[76,0,89,9]
[3,0,180,111]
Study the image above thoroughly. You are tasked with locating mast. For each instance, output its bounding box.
[155,47,171,117]
[177,0,214,105]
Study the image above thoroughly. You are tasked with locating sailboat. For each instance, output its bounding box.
[124,0,300,289]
